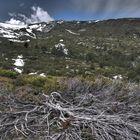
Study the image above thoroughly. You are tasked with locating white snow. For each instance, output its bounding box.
[63,48,68,55]
[14,68,23,74]
[3,34,17,39]
[95,20,100,23]
[28,72,46,77]
[0,28,9,34]
[17,55,23,59]
[60,39,64,42]
[66,65,69,69]
[0,25,35,39]
[14,59,24,67]
[65,29,80,35]
[29,72,38,75]
[29,24,39,29]
[55,43,69,55]
[8,39,30,43]
[0,22,38,40]
[113,75,123,80]
[0,22,27,30]
[55,43,65,48]
[39,73,46,77]
[0,22,53,40]
[29,24,46,32]
[37,24,46,31]
[13,55,25,67]
[57,20,64,24]
[26,29,32,33]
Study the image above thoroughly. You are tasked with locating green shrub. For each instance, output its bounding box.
[16,75,65,94]
[0,69,17,78]
[16,75,47,87]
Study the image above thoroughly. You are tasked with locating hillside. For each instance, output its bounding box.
[0,18,140,140]
[0,18,140,81]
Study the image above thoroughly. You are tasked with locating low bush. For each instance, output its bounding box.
[16,75,65,94]
[16,75,47,87]
[0,69,17,78]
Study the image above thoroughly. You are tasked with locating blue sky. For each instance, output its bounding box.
[1,0,140,24]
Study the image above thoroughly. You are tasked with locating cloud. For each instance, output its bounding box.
[6,18,25,25]
[26,6,54,23]
[6,6,54,25]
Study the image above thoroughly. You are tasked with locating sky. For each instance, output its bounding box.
[0,0,140,24]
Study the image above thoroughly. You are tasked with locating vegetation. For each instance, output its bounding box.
[0,19,140,139]
[1,19,140,81]
[0,69,17,78]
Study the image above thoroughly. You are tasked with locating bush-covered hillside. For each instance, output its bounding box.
[1,18,140,81]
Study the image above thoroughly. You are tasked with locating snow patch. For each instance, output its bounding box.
[3,34,18,39]
[95,20,100,23]
[113,75,123,80]
[65,29,80,35]
[9,39,30,43]
[66,65,69,69]
[60,39,64,42]
[29,24,46,32]
[17,55,23,59]
[14,68,23,74]
[13,55,25,67]
[55,43,69,55]
[39,73,46,77]
[29,72,38,75]
[63,48,68,55]
[57,20,64,24]
[0,22,27,30]
[55,43,65,48]
[29,24,39,29]
[26,28,32,33]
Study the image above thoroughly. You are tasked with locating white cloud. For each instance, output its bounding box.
[6,18,25,25]
[26,6,54,23]
[6,6,54,25]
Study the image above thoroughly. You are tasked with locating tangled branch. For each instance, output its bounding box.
[0,79,140,140]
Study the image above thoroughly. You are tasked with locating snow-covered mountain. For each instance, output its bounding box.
[0,20,102,43]
[0,22,56,43]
